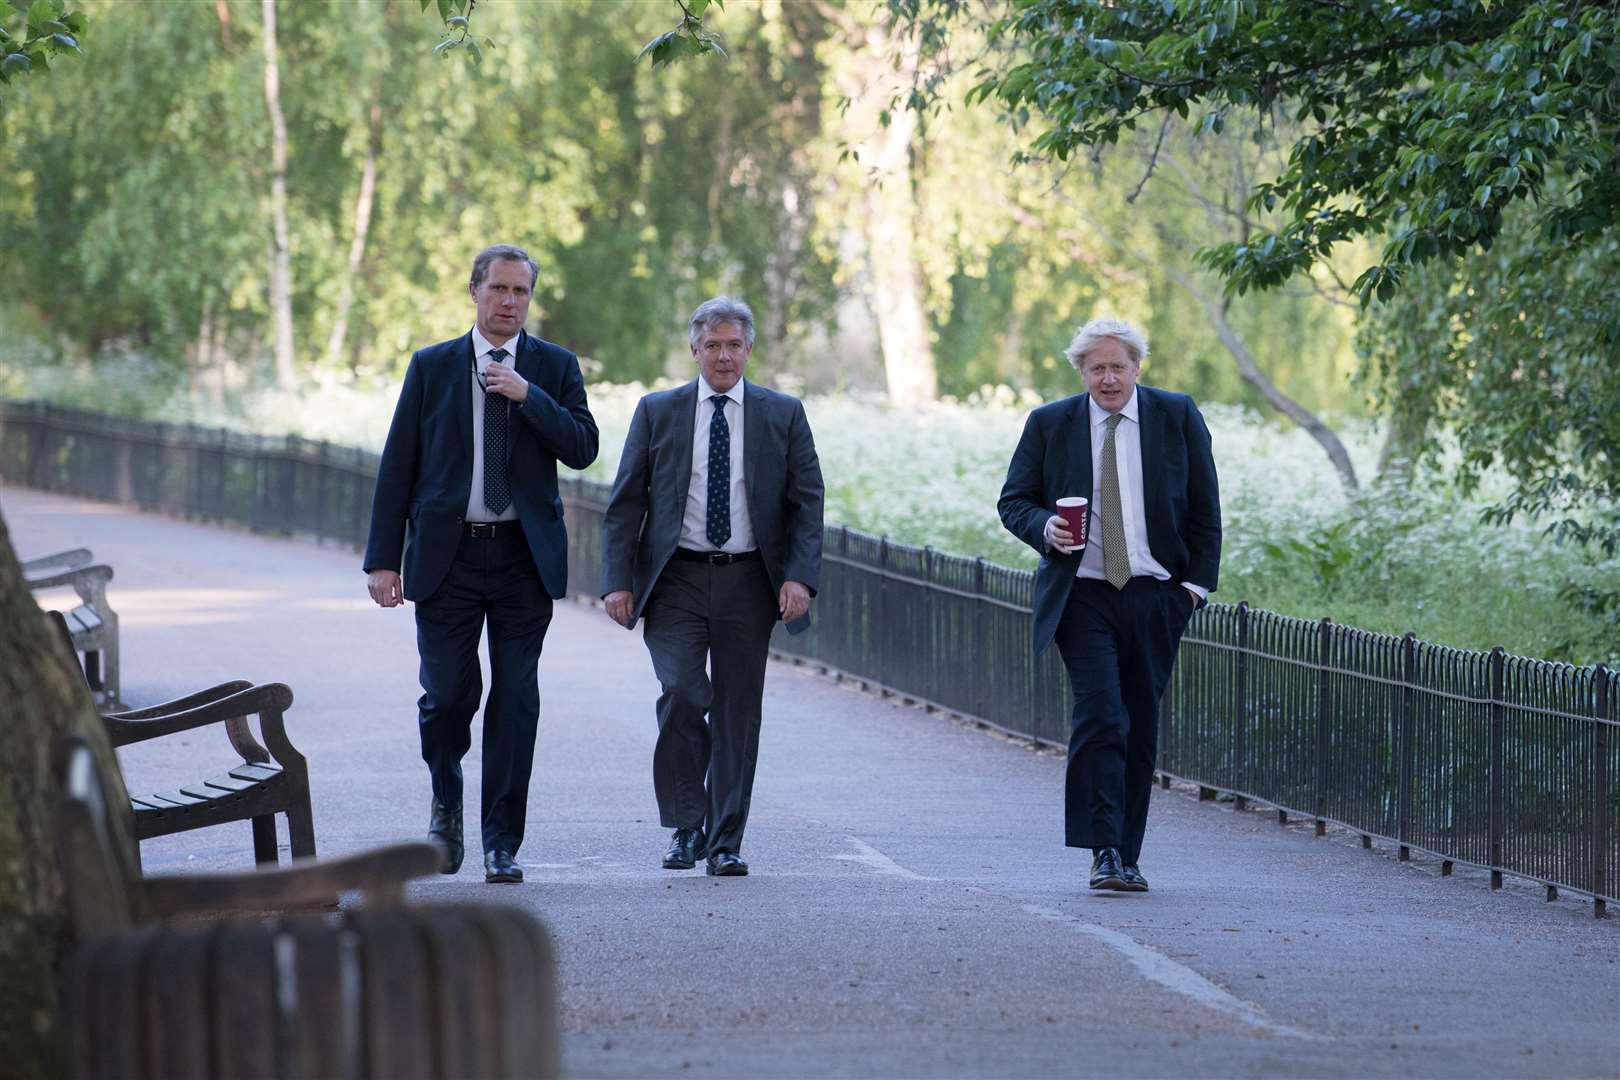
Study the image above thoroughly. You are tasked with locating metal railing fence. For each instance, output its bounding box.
[3,399,1613,915]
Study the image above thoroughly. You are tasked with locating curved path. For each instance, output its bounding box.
[6,486,1616,1079]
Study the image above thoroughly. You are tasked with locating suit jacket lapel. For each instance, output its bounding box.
[671,379,699,511]
[505,329,537,464]
[455,331,475,470]
[1066,393,1093,502]
[1138,385,1163,523]
[742,380,763,511]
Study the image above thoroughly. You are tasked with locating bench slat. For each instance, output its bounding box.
[149,789,207,807]
[129,796,167,811]
[229,764,283,783]
[202,774,257,794]
[69,605,103,634]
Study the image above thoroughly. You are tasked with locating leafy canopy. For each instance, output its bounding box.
[936,0,1620,307]
[0,0,84,109]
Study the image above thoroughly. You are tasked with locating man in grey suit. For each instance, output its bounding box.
[601,296,824,877]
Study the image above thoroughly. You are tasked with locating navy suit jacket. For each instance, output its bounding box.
[998,385,1222,656]
[598,379,824,634]
[364,329,599,602]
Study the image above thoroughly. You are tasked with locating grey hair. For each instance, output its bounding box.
[1064,317,1150,370]
[688,296,756,350]
[470,244,539,289]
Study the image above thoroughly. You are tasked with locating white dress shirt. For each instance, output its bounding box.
[1075,390,1207,600]
[680,376,756,553]
[465,325,520,523]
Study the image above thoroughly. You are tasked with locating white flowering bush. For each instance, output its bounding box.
[5,353,1613,663]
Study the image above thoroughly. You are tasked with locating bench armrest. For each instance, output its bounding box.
[139,842,444,917]
[104,681,254,722]
[101,683,293,748]
[27,563,114,593]
[22,547,92,575]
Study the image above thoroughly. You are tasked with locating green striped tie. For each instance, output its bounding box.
[1100,412,1131,589]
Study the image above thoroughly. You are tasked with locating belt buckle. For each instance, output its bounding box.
[468,522,495,538]
[711,551,734,566]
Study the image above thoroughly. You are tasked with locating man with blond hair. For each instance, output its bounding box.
[999,317,1221,892]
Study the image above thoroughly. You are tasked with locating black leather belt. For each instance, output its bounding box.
[464,521,515,538]
[674,548,761,565]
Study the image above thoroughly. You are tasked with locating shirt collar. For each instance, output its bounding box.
[471,325,519,366]
[698,375,745,406]
[1087,387,1140,425]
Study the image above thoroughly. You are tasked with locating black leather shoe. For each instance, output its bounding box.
[1120,864,1150,892]
[662,827,706,870]
[705,852,749,877]
[1089,847,1128,890]
[428,798,464,875]
[484,849,523,884]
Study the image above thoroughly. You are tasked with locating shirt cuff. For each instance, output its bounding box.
[1180,582,1209,601]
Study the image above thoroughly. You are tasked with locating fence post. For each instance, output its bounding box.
[1233,602,1249,810]
[1315,617,1331,836]
[1398,632,1417,860]
[876,536,888,696]
[973,557,987,722]
[1593,666,1610,919]
[1489,645,1506,890]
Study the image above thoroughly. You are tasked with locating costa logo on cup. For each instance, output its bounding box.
[1056,497,1089,549]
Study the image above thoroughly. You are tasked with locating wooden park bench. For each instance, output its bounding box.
[56,733,560,1079]
[47,611,317,867]
[26,546,121,707]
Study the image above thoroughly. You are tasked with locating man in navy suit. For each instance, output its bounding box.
[364,244,598,884]
[600,296,824,877]
[999,317,1221,892]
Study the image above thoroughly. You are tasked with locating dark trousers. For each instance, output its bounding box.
[1054,576,1194,865]
[414,526,553,856]
[641,557,777,856]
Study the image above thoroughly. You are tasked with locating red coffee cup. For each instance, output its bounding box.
[1056,497,1089,549]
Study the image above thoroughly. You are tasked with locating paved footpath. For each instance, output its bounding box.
[6,485,1617,1079]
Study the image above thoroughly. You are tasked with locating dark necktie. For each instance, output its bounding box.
[706,395,731,549]
[483,347,511,515]
[1100,411,1131,589]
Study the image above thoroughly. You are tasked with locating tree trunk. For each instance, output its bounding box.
[1187,281,1360,492]
[0,510,132,1076]
[262,0,296,390]
[324,102,383,371]
[838,17,937,407]
[1376,406,1427,482]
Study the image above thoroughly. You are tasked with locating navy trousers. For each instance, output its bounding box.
[1054,576,1194,865]
[414,526,553,856]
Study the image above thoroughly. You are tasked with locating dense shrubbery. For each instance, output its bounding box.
[5,359,1613,665]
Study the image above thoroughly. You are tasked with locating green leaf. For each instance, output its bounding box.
[446,14,466,29]
[49,31,76,53]
[465,37,482,65]
[435,0,451,22]
[1,50,30,76]
[688,0,711,15]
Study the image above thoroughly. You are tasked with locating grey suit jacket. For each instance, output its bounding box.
[599,379,824,633]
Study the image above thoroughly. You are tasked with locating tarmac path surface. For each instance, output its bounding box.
[6,485,1617,1079]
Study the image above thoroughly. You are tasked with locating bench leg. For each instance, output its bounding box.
[286,797,316,861]
[83,648,102,693]
[102,633,120,707]
[251,815,278,866]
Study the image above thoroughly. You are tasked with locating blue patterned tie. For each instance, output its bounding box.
[706,395,731,548]
[483,348,511,514]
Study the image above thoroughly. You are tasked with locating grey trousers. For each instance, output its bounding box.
[641,556,777,856]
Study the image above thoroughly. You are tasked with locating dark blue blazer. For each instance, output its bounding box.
[598,379,824,634]
[998,385,1222,656]
[364,329,599,602]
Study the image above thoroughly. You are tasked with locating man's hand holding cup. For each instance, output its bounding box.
[1046,496,1089,554]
